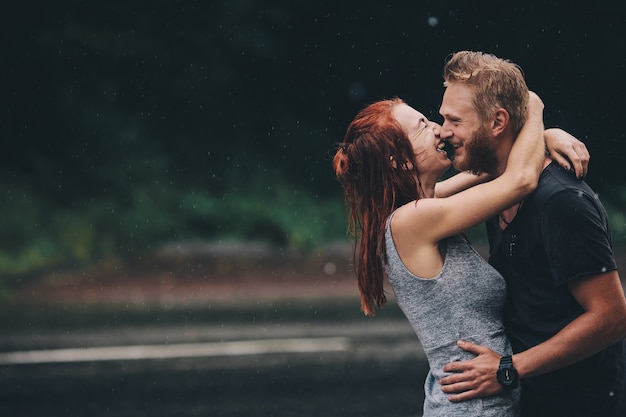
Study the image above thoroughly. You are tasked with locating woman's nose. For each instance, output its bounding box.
[430,122,442,136]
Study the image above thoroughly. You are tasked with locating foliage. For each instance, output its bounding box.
[2,2,626,286]
[603,191,626,250]
[0,179,347,282]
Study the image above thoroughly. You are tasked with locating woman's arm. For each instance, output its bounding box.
[395,91,545,243]
[434,172,492,198]
[436,126,589,198]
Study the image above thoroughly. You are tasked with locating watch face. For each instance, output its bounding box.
[497,367,518,388]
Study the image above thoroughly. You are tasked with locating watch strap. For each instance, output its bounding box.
[499,355,513,369]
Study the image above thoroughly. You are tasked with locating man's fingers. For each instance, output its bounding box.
[442,341,490,372]
[440,371,468,386]
[441,378,504,402]
[456,339,489,354]
[442,360,471,373]
[440,380,476,394]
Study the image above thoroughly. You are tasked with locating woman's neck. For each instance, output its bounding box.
[418,175,438,199]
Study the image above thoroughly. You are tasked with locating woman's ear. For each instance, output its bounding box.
[390,156,413,171]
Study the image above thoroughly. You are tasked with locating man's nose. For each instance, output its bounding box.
[439,121,453,139]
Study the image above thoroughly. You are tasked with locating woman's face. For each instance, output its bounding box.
[392,103,451,177]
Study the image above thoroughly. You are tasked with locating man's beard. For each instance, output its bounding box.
[453,125,498,175]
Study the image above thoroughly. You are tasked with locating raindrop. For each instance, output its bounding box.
[323,262,337,275]
[428,16,439,27]
[348,81,365,101]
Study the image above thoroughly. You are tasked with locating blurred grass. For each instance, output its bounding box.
[1,179,625,296]
[0,181,348,293]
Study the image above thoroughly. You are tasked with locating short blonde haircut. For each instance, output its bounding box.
[443,51,529,136]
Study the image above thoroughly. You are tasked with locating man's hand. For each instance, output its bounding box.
[440,340,504,402]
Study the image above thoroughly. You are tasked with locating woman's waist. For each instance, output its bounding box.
[422,331,512,377]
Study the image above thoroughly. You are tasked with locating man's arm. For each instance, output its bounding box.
[515,270,626,377]
[439,270,626,402]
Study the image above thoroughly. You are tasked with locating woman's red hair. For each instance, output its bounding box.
[333,98,421,316]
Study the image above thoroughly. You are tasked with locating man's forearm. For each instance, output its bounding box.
[513,310,626,379]
[514,271,626,378]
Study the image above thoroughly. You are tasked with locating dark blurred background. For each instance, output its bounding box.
[1,1,626,287]
[2,3,626,416]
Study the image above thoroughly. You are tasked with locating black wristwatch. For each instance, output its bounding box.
[496,355,519,389]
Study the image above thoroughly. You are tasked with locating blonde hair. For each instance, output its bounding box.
[443,51,529,136]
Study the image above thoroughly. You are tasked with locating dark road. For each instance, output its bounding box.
[0,300,429,417]
[2,248,624,417]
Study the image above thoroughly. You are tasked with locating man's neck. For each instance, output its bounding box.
[495,153,552,178]
[494,137,515,177]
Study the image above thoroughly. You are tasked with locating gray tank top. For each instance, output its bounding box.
[385,215,520,416]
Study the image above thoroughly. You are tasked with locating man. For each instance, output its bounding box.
[437,51,626,416]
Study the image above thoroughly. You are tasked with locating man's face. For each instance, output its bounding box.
[438,84,498,174]
[461,124,499,175]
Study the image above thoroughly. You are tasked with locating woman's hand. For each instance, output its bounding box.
[544,128,590,179]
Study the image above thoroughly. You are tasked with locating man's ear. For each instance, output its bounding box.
[491,108,509,136]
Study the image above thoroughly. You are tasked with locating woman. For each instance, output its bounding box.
[332,93,581,416]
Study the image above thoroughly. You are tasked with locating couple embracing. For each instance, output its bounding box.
[333,51,626,417]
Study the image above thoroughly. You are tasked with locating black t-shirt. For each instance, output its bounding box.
[487,162,625,416]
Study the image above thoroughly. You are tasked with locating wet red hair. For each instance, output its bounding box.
[333,98,422,316]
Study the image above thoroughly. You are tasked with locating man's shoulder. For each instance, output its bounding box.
[533,162,596,205]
